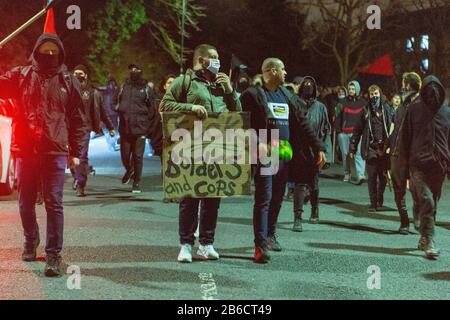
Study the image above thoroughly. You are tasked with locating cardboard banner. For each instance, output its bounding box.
[161,112,252,199]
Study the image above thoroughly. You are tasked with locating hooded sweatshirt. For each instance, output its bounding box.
[0,34,87,158]
[401,75,450,172]
[335,80,367,134]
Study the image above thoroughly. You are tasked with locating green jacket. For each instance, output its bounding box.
[160,70,242,113]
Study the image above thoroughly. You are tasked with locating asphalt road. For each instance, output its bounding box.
[1,136,450,300]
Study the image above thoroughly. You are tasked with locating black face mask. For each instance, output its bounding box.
[76,75,87,87]
[36,53,59,70]
[130,71,142,82]
[301,85,315,98]
[423,83,442,109]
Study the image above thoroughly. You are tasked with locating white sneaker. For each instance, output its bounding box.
[343,174,350,182]
[177,244,193,263]
[197,245,220,260]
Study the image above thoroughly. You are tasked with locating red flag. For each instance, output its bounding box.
[43,8,57,35]
[358,54,394,77]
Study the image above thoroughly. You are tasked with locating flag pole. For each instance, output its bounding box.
[0,1,57,48]
[180,0,187,75]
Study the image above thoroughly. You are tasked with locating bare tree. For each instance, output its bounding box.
[289,0,396,85]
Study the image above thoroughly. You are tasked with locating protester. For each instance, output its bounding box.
[117,64,158,193]
[72,64,115,197]
[291,76,330,231]
[350,85,393,213]
[0,20,87,276]
[160,44,242,263]
[335,81,367,184]
[241,58,325,263]
[391,93,402,111]
[400,75,449,259]
[101,76,120,151]
[388,72,422,234]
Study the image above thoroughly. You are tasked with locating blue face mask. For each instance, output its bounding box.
[370,96,381,107]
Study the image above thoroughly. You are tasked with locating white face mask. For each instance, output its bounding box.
[207,59,221,75]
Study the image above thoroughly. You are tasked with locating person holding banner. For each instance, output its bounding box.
[160,44,242,263]
[0,11,87,277]
[240,58,326,264]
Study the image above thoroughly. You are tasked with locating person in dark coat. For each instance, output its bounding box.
[387,72,422,234]
[72,65,116,197]
[349,85,394,213]
[117,64,158,193]
[0,32,87,277]
[241,58,326,263]
[290,76,331,232]
[400,75,450,260]
[101,77,120,151]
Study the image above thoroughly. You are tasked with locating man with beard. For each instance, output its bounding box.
[291,77,330,232]
[350,85,394,213]
[160,44,242,263]
[72,65,115,197]
[388,72,422,234]
[400,75,450,260]
[0,21,87,276]
[336,81,367,184]
[241,58,326,263]
[117,64,157,193]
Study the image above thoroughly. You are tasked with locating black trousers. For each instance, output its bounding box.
[366,156,388,206]
[120,134,146,183]
[410,169,444,237]
[390,156,419,219]
[293,169,319,218]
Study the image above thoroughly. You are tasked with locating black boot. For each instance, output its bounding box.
[44,255,63,277]
[293,212,303,232]
[399,210,410,235]
[293,184,307,232]
[309,207,319,224]
[22,239,40,262]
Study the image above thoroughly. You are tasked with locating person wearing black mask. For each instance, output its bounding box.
[72,65,115,197]
[117,64,157,193]
[350,85,394,213]
[291,77,330,231]
[400,75,450,260]
[0,27,87,277]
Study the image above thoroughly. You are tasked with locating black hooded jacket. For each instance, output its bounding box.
[290,76,330,172]
[79,81,114,134]
[117,77,157,137]
[0,34,87,158]
[350,99,394,161]
[400,75,450,174]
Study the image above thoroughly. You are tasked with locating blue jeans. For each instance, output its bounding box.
[179,198,221,245]
[74,133,91,187]
[338,133,366,178]
[253,161,288,248]
[16,155,67,257]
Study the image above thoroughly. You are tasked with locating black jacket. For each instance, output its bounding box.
[117,78,157,137]
[0,34,87,158]
[388,91,420,156]
[240,84,325,160]
[291,77,330,173]
[400,75,450,174]
[80,82,114,134]
[350,102,394,161]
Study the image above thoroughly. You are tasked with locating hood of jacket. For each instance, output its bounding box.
[420,75,446,111]
[348,80,361,97]
[299,76,317,102]
[30,33,66,74]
